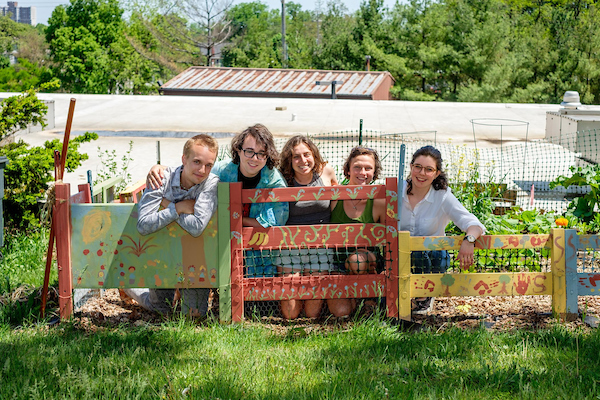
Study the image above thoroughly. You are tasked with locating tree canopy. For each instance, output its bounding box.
[0,0,598,103]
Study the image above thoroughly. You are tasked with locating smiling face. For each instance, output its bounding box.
[180,143,217,189]
[291,142,315,181]
[237,134,267,178]
[410,155,440,191]
[347,154,376,185]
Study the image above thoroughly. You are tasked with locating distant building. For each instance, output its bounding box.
[160,67,395,100]
[1,1,36,25]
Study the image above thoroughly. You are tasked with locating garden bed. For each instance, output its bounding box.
[76,289,600,334]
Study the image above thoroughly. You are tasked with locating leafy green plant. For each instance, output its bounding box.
[0,86,48,142]
[445,145,501,235]
[93,140,134,193]
[550,165,600,225]
[0,133,98,231]
[489,208,558,235]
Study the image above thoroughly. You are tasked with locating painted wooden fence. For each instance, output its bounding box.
[565,229,600,317]
[54,180,594,322]
[221,178,400,322]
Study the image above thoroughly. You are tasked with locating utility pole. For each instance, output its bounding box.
[281,0,287,68]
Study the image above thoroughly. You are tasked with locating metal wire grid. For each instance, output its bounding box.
[274,128,598,213]
[577,249,600,273]
[238,243,393,319]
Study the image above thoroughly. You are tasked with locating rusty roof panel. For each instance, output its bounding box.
[162,67,393,98]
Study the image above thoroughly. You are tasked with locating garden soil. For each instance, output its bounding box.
[74,289,600,334]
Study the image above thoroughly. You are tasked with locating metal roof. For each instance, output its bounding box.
[160,67,394,99]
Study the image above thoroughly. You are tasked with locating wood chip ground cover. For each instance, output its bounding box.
[77,289,600,334]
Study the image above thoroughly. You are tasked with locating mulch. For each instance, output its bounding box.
[73,289,600,334]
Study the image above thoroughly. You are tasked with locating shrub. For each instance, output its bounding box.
[0,133,98,231]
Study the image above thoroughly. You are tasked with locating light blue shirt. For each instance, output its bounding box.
[212,159,289,227]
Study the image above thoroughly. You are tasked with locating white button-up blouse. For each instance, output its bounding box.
[399,181,486,236]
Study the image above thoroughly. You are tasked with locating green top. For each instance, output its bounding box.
[331,199,375,223]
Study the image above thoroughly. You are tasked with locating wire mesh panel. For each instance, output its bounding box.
[576,235,600,274]
[240,243,393,319]
[273,127,600,214]
[577,249,600,274]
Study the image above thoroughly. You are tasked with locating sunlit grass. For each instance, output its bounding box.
[1,318,599,399]
[0,228,55,294]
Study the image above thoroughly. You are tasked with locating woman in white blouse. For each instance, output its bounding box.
[400,146,485,314]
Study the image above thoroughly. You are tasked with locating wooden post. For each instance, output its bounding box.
[55,183,73,319]
[229,183,244,322]
[217,183,232,323]
[551,228,573,320]
[385,178,399,318]
[397,230,412,321]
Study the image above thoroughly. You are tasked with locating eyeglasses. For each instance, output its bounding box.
[411,164,437,175]
[241,148,267,161]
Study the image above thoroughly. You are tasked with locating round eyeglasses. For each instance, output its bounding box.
[411,164,437,175]
[241,148,267,161]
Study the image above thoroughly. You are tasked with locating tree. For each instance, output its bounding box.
[312,0,359,70]
[0,87,48,143]
[127,0,234,70]
[0,16,24,68]
[0,16,52,91]
[222,2,281,67]
[46,0,163,94]
[1,133,97,230]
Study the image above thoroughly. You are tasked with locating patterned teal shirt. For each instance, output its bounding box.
[212,159,289,227]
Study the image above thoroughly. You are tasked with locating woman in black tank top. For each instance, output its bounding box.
[277,136,346,319]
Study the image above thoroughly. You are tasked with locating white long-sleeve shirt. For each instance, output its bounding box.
[137,165,219,237]
[399,181,486,236]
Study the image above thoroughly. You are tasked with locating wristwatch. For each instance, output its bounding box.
[465,235,476,244]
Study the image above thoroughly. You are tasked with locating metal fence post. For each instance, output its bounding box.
[359,119,363,145]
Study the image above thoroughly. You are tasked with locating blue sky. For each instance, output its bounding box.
[13,0,400,26]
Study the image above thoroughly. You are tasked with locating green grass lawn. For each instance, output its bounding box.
[1,318,599,399]
[0,229,56,293]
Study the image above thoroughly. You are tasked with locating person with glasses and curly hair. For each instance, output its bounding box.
[148,124,289,278]
[402,145,485,314]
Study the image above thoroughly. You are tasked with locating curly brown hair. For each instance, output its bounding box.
[342,147,382,183]
[279,135,326,186]
[230,124,280,169]
[406,145,448,195]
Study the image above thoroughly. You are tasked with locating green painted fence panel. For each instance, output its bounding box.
[70,203,219,289]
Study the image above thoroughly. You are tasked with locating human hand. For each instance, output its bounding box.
[175,199,195,215]
[148,165,168,190]
[458,240,475,270]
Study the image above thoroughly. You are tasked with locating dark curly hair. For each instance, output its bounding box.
[230,124,280,169]
[342,147,382,183]
[279,135,326,186]
[406,145,448,195]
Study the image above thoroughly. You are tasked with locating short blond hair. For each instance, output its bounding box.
[183,134,218,158]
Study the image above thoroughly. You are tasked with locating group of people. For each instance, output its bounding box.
[121,123,485,319]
